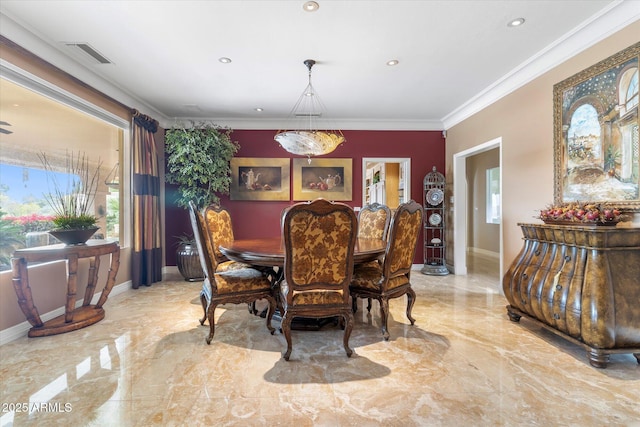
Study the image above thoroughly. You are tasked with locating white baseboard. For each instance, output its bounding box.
[0,280,132,346]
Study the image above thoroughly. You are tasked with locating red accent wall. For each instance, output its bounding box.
[165,129,445,265]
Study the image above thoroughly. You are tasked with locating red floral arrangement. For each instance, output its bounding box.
[538,202,628,225]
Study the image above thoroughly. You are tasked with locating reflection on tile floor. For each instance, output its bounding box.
[1,254,638,426]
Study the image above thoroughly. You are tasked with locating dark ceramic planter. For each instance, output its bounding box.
[176,243,204,281]
[48,227,99,245]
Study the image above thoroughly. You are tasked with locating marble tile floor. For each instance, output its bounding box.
[1,254,638,427]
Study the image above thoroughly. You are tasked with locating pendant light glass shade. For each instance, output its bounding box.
[274,60,345,162]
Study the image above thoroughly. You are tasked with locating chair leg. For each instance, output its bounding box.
[379,298,390,341]
[351,295,358,313]
[206,303,217,345]
[265,296,276,335]
[281,311,293,361]
[199,293,208,325]
[406,287,416,325]
[247,302,257,315]
[343,311,354,357]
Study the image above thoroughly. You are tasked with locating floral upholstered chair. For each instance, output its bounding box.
[203,204,248,272]
[201,204,261,317]
[350,200,423,340]
[188,201,276,344]
[357,203,392,241]
[280,198,358,360]
[357,203,392,311]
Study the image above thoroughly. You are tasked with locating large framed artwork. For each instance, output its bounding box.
[553,42,639,211]
[292,158,352,201]
[230,157,290,201]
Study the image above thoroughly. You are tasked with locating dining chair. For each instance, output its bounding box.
[188,201,276,344]
[202,203,264,315]
[357,202,392,241]
[357,203,392,311]
[350,200,423,340]
[202,204,248,272]
[280,198,358,360]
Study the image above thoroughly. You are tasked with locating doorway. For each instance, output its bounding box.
[362,158,411,208]
[452,138,503,281]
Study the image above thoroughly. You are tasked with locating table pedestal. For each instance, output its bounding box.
[11,240,120,337]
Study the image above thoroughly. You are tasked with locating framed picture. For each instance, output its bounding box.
[293,158,352,201]
[230,157,290,201]
[553,42,639,211]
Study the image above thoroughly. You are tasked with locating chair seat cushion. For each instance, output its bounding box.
[214,268,271,294]
[351,263,409,292]
[217,260,251,272]
[280,281,344,306]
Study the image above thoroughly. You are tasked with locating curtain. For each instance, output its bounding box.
[131,109,162,288]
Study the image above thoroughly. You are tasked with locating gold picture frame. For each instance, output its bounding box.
[293,158,352,201]
[553,42,639,211]
[230,157,290,201]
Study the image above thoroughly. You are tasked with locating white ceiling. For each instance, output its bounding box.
[0,0,638,132]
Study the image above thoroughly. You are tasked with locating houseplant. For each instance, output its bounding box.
[175,233,204,281]
[165,122,240,279]
[39,151,102,245]
[165,122,240,209]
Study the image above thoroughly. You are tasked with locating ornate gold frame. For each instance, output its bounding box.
[230,157,290,201]
[293,158,352,201]
[553,42,639,211]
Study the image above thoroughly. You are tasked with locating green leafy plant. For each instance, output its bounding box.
[39,151,102,230]
[165,123,240,209]
[174,232,195,246]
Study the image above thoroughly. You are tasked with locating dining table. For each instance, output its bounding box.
[219,236,386,269]
[219,236,386,330]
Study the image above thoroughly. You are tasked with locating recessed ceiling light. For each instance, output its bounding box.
[303,1,319,12]
[255,107,263,112]
[386,59,399,66]
[507,18,525,27]
[219,57,232,64]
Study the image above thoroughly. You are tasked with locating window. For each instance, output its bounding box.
[486,167,500,224]
[0,67,127,271]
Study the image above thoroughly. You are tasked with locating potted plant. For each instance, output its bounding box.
[165,122,240,209]
[165,122,240,280]
[39,151,102,245]
[174,233,204,281]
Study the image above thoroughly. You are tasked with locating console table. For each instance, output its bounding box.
[503,223,640,368]
[11,240,120,337]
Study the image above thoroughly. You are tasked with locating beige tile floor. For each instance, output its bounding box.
[1,253,638,426]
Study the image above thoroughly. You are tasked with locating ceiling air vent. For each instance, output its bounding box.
[64,43,112,64]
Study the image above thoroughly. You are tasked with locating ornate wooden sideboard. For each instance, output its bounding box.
[503,223,640,368]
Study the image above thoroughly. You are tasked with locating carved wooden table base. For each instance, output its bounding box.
[11,240,120,337]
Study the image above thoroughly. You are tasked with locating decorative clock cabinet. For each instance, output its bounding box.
[503,223,640,368]
[421,166,449,275]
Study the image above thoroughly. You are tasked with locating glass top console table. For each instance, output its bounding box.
[11,240,121,337]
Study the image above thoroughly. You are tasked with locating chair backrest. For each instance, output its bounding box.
[283,198,357,298]
[188,201,218,285]
[382,200,423,282]
[357,203,392,241]
[203,205,235,262]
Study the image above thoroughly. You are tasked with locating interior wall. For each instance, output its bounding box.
[445,22,640,272]
[165,129,446,266]
[466,149,500,255]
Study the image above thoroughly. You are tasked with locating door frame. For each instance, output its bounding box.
[452,138,503,278]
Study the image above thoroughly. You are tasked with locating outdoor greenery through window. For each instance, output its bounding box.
[0,75,124,271]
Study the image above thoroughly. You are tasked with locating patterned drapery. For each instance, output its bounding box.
[131,109,162,288]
